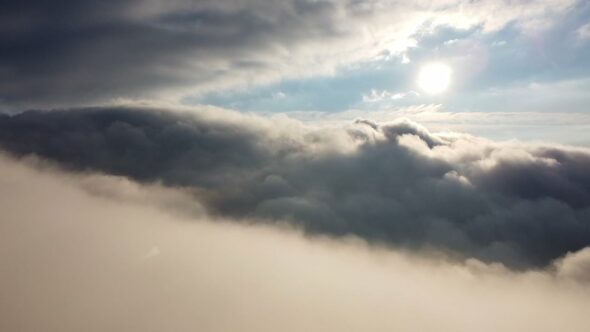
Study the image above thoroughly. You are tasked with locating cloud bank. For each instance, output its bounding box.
[1,153,590,332]
[1,106,589,268]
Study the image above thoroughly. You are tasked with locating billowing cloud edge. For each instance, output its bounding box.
[0,105,589,269]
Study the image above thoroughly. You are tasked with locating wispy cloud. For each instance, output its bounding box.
[362,89,420,103]
[576,23,590,41]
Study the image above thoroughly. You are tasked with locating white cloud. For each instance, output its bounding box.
[576,23,590,41]
[285,105,590,144]
[362,89,420,103]
[555,247,590,283]
[1,153,590,331]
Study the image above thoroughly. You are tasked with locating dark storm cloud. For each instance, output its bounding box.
[1,106,589,268]
[0,0,355,108]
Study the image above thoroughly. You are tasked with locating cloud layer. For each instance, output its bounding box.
[0,0,578,108]
[1,106,589,268]
[1,153,590,331]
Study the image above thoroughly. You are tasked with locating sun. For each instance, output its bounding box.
[417,63,452,94]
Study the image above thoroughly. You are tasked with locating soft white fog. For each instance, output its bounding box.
[1,154,589,332]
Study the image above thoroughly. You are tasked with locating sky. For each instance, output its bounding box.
[1,0,590,331]
[2,0,590,143]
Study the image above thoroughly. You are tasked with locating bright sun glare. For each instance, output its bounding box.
[417,63,452,94]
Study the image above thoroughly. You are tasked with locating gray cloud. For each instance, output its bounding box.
[1,106,589,268]
[0,0,578,109]
[1,153,590,332]
[0,0,379,108]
